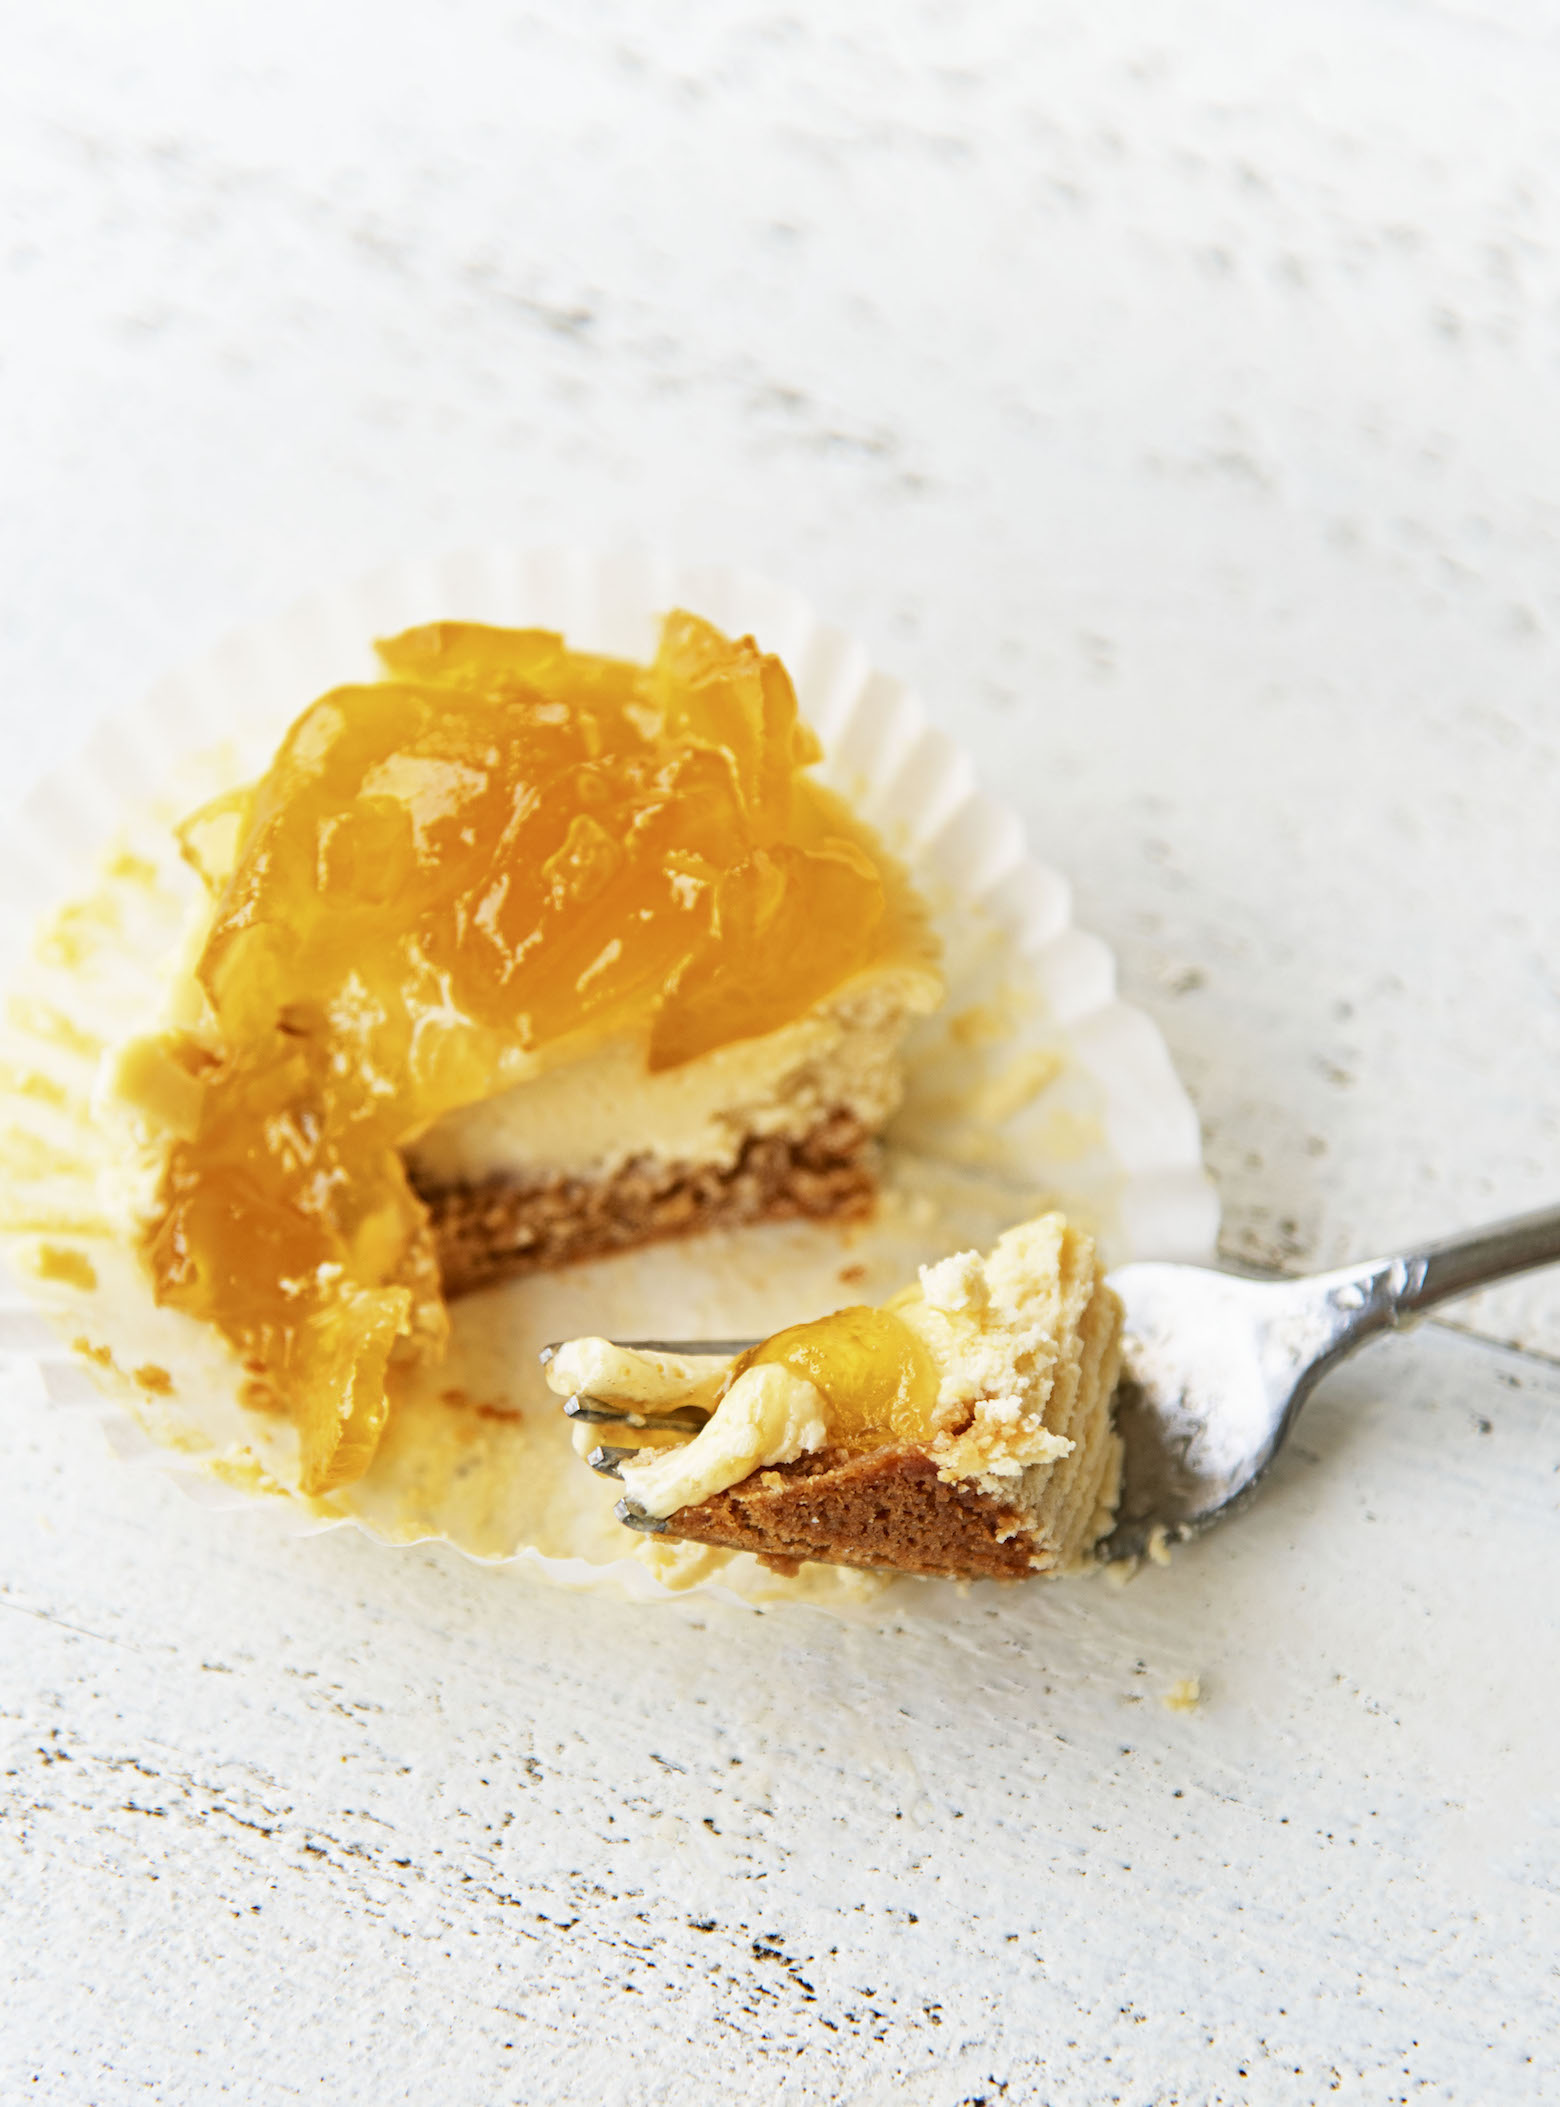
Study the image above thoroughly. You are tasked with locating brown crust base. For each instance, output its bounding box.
[658,1444,1046,1581]
[416,1111,875,1298]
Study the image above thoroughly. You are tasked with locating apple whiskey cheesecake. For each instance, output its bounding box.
[544,1211,1125,1580]
[103,613,941,1497]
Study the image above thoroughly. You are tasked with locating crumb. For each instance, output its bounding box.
[1104,1556,1138,1588]
[133,1364,174,1395]
[1146,1524,1173,1567]
[35,1245,97,1292]
[71,1336,115,1370]
[238,1377,287,1415]
[439,1384,522,1423]
[1163,1676,1202,1713]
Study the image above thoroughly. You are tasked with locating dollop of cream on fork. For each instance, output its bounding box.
[544,1339,829,1518]
[613,1363,830,1518]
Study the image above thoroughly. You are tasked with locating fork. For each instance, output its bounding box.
[541,1201,1560,1561]
[538,1342,741,1535]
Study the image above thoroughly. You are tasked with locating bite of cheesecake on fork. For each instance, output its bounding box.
[541,1212,1126,1580]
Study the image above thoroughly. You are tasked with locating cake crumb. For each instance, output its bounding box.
[1146,1524,1174,1567]
[35,1244,97,1292]
[1164,1676,1202,1713]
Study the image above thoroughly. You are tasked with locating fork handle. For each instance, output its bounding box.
[1394,1200,1560,1316]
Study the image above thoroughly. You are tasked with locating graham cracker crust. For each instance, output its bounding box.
[657,1444,1047,1581]
[416,1110,876,1297]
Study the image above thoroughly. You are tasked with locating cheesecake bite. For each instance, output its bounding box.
[107,613,941,1495]
[545,1212,1125,1580]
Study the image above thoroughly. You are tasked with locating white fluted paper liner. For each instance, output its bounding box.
[0,549,1217,1607]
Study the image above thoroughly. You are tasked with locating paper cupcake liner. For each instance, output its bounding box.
[0,548,1217,1606]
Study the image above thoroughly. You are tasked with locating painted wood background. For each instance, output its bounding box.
[4,2,1559,2099]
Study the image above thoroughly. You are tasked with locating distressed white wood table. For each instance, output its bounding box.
[3,3,1559,2100]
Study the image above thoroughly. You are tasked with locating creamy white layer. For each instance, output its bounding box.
[404,964,940,1187]
[547,1336,831,1519]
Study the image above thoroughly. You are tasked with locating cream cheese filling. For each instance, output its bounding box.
[618,1364,830,1519]
[544,1337,728,1407]
[404,963,941,1188]
[546,1337,830,1521]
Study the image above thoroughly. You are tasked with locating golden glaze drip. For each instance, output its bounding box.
[735,1304,938,1448]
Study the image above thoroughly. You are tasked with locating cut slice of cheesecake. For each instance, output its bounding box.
[407,966,935,1295]
[545,1212,1125,1580]
[107,610,941,1495]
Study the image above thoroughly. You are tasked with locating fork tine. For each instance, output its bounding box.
[563,1392,710,1434]
[539,1336,760,1363]
[608,1337,761,1357]
[586,1444,638,1479]
[615,1497,668,1535]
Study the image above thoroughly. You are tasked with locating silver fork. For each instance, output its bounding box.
[538,1340,742,1535]
[541,1202,1560,1561]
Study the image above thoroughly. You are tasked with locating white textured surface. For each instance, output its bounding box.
[4,3,1560,2100]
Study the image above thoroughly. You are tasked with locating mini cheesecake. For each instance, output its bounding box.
[545,1212,1125,1580]
[106,612,941,1495]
